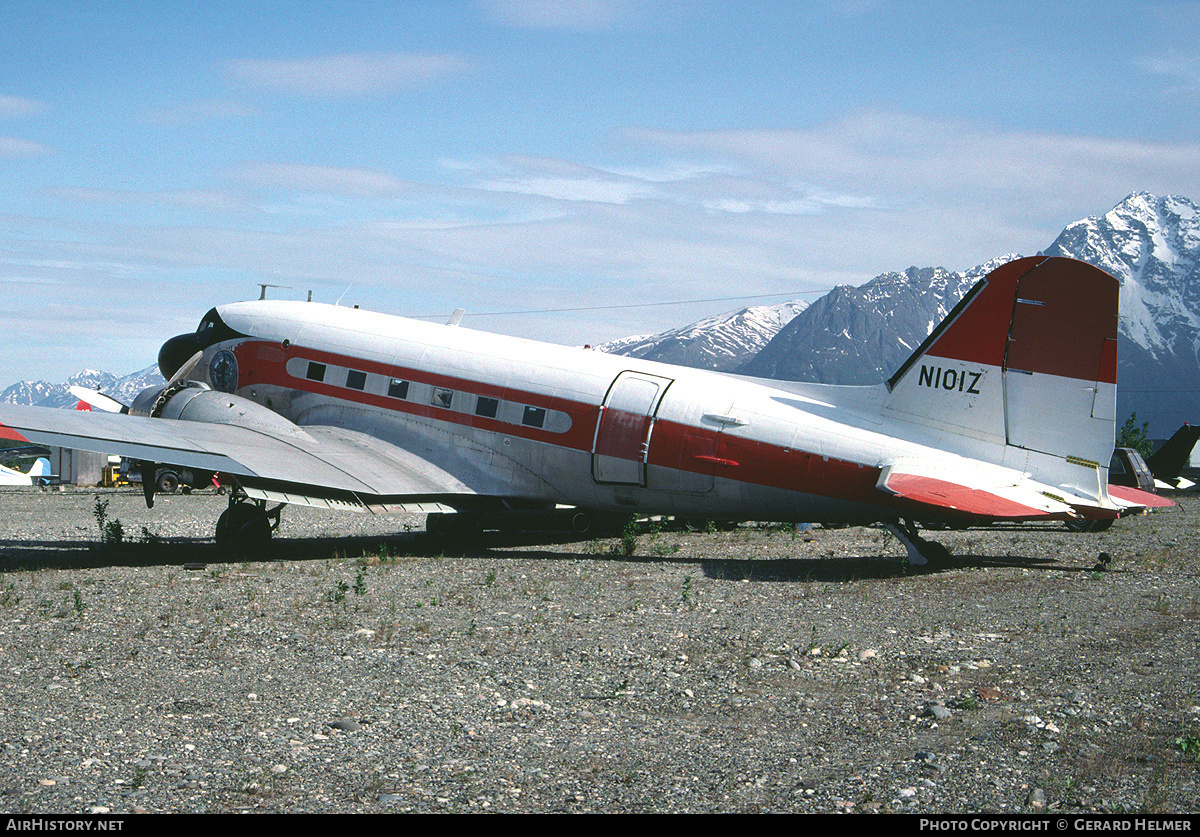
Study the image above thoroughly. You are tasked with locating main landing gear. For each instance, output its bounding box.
[215,491,282,555]
[882,520,952,567]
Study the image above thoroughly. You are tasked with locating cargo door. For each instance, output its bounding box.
[592,371,671,485]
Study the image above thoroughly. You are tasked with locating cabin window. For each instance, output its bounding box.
[522,406,546,428]
[432,388,454,409]
[388,379,409,399]
[475,396,499,418]
[346,370,367,390]
[306,362,326,382]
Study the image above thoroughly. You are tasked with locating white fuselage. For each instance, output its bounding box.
[184,300,1031,523]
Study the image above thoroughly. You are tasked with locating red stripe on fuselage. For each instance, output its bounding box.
[231,340,599,451]
[224,339,1026,520]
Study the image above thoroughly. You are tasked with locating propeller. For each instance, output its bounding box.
[69,386,129,414]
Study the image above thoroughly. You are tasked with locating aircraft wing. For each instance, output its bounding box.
[0,404,493,512]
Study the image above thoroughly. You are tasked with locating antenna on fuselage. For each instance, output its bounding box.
[446,308,465,326]
[257,283,291,300]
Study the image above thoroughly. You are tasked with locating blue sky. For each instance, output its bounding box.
[3,0,1200,384]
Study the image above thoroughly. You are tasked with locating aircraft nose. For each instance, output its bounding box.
[158,332,204,380]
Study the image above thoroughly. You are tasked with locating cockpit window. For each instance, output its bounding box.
[195,308,246,349]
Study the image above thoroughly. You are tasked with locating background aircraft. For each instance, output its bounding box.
[0,256,1169,564]
[0,446,53,486]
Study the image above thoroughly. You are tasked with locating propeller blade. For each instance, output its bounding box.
[69,386,129,414]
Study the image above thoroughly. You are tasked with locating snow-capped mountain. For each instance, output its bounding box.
[0,366,164,410]
[604,193,1200,436]
[596,301,808,371]
[1043,192,1200,435]
[738,265,987,383]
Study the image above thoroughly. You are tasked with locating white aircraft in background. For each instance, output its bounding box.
[0,256,1171,564]
[0,447,52,486]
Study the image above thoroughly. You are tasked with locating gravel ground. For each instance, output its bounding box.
[0,487,1198,814]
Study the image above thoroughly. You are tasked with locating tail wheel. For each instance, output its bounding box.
[1065,518,1115,533]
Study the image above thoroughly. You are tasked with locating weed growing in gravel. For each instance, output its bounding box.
[1176,720,1200,762]
[92,496,124,547]
[609,516,639,556]
[354,565,368,596]
[327,579,349,605]
[0,582,18,608]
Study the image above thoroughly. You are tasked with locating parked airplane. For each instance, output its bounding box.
[0,256,1171,564]
[1147,423,1200,490]
[0,447,53,486]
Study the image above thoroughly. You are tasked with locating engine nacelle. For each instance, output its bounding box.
[129,380,306,437]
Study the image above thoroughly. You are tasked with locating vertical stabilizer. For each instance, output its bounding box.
[884,256,1120,503]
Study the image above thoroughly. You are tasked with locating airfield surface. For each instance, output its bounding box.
[0,487,1197,814]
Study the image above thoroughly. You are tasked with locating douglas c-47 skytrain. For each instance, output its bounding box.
[0,256,1171,564]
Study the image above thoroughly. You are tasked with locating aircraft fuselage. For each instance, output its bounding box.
[175,300,995,525]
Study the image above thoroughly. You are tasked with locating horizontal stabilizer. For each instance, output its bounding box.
[877,460,1079,521]
[1106,484,1175,511]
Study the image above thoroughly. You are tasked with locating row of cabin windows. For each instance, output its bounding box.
[305,361,546,429]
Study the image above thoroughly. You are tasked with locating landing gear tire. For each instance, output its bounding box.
[215,502,276,556]
[155,470,180,494]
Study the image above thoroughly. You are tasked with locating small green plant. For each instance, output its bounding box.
[1177,722,1200,762]
[680,574,693,604]
[353,566,368,596]
[1117,412,1154,458]
[327,580,349,605]
[485,568,497,587]
[804,625,819,655]
[92,496,124,546]
[0,583,18,608]
[610,516,639,557]
[72,588,85,618]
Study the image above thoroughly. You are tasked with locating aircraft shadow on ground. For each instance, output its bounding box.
[0,530,1078,580]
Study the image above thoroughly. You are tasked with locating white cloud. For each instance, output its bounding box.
[0,136,50,157]
[225,52,473,97]
[0,95,47,118]
[142,100,260,127]
[47,186,250,212]
[626,113,1200,221]
[233,163,413,198]
[478,0,644,30]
